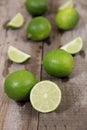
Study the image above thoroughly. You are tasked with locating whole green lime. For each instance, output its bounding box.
[43,49,74,77]
[25,0,48,16]
[55,8,79,30]
[4,70,38,101]
[27,16,51,41]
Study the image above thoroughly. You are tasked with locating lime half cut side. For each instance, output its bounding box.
[59,0,73,11]
[7,13,24,29]
[30,80,62,113]
[8,46,31,63]
[61,37,83,54]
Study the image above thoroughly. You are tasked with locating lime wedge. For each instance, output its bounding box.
[59,0,73,11]
[7,13,24,29]
[30,80,62,113]
[60,37,83,54]
[8,46,31,63]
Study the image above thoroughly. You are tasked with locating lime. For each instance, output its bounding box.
[27,16,51,41]
[61,37,83,54]
[8,46,31,63]
[30,80,62,113]
[43,49,74,77]
[25,0,48,16]
[55,8,79,30]
[59,0,73,11]
[4,70,38,101]
[7,13,24,29]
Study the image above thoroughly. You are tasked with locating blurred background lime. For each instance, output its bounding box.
[55,8,79,30]
[4,70,38,101]
[27,16,51,41]
[58,0,73,11]
[25,0,48,16]
[43,49,74,77]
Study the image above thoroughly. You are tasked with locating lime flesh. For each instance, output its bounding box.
[7,13,24,29]
[8,46,31,63]
[59,0,73,11]
[61,37,83,54]
[30,80,62,113]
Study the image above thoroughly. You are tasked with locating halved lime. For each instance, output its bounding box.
[8,46,31,63]
[61,37,83,54]
[7,13,24,29]
[59,0,73,11]
[30,80,62,113]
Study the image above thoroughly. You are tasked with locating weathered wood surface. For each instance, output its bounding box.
[0,0,87,130]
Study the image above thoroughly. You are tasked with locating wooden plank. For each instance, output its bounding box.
[0,0,42,129]
[0,0,87,130]
[38,0,87,130]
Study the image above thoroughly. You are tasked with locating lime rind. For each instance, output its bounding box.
[30,80,62,113]
[7,13,24,29]
[61,37,83,54]
[25,0,48,16]
[59,0,73,11]
[4,70,38,101]
[8,46,31,63]
[27,16,52,41]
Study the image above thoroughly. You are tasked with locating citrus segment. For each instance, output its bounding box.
[7,13,24,29]
[8,46,31,63]
[59,0,73,11]
[61,37,83,54]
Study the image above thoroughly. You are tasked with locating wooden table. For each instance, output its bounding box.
[0,0,87,130]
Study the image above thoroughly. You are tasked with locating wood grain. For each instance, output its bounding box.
[0,0,87,130]
[0,0,41,130]
[39,0,87,130]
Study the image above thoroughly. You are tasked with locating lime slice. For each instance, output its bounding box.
[8,46,31,63]
[59,0,73,11]
[30,80,62,113]
[61,37,83,54]
[7,13,24,29]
